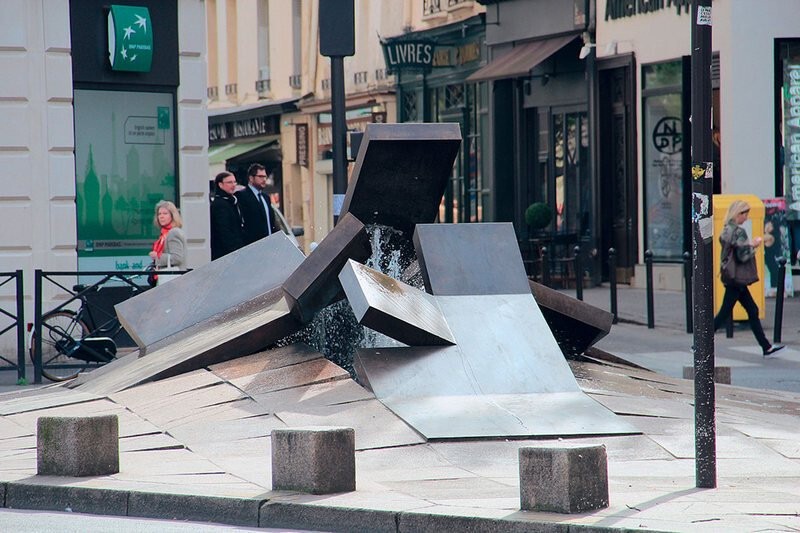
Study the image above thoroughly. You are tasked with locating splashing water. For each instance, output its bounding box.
[277,223,421,377]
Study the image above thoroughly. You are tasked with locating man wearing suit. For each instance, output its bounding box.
[236,163,282,245]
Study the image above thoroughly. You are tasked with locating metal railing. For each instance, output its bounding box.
[0,270,25,382]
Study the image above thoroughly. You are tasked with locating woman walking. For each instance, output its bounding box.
[714,200,784,356]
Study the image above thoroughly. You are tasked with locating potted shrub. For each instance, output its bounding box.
[525,202,553,235]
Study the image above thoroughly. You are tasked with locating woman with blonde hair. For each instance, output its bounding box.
[148,200,187,284]
[714,200,783,356]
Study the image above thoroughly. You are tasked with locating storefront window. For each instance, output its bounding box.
[552,110,588,236]
[643,61,684,261]
[433,83,486,224]
[74,89,176,273]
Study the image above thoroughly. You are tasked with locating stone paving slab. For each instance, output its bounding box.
[275,398,425,451]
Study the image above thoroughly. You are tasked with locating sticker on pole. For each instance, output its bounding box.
[697,6,712,26]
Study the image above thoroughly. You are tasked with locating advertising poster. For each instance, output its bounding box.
[73,89,176,275]
[763,198,794,297]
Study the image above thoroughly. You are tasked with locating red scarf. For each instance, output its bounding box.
[152,224,172,259]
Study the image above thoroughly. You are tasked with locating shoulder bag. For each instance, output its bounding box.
[720,243,758,287]
[156,254,180,286]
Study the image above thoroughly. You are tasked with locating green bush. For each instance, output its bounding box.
[525,202,553,230]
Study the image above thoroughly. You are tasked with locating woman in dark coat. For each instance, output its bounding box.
[713,200,783,356]
[210,171,245,260]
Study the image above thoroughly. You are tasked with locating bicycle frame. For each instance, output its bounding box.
[32,270,151,383]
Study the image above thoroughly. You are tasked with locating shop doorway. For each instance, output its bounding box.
[598,63,637,283]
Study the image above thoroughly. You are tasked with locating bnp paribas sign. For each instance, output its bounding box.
[107,5,153,72]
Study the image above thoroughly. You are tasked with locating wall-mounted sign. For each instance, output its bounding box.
[382,40,435,74]
[108,5,153,72]
[605,0,690,21]
[208,115,280,142]
[784,62,800,218]
[296,124,308,167]
[381,39,481,74]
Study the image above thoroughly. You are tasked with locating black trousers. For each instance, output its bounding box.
[713,284,770,351]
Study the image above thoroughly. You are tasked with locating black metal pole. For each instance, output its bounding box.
[609,248,618,324]
[319,0,354,227]
[774,256,787,343]
[574,245,583,301]
[33,269,43,384]
[644,250,654,329]
[330,55,347,226]
[540,246,550,287]
[684,251,693,333]
[15,270,25,382]
[691,0,717,489]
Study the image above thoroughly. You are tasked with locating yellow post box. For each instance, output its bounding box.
[712,194,765,320]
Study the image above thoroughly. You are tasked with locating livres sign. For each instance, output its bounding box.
[382,40,435,74]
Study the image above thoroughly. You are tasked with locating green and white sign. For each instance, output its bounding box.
[108,5,153,72]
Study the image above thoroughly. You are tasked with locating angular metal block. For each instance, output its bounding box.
[116,232,305,352]
[528,280,613,357]
[340,123,461,234]
[413,223,531,296]
[339,260,455,346]
[283,213,372,324]
[352,294,636,439]
[76,288,304,394]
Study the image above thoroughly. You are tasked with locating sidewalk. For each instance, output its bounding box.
[570,284,800,393]
[0,286,798,531]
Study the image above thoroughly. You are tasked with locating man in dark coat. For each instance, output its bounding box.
[210,171,245,260]
[236,163,281,245]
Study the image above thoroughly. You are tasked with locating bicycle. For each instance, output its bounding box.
[29,282,139,382]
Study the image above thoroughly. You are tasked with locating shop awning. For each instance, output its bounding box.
[208,137,278,165]
[466,35,577,83]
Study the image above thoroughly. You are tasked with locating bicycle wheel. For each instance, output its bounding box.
[30,310,91,382]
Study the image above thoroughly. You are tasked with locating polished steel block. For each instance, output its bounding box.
[116,232,305,352]
[353,294,636,439]
[340,123,461,235]
[528,280,613,356]
[339,260,455,346]
[413,223,531,296]
[283,213,371,324]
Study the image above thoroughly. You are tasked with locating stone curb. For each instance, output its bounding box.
[2,481,674,532]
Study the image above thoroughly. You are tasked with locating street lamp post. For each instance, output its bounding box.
[690,0,716,489]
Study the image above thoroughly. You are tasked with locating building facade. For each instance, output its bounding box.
[0,0,208,354]
[596,0,800,289]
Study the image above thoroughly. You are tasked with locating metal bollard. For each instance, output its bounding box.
[608,248,618,324]
[644,250,654,329]
[774,256,787,343]
[683,251,693,334]
[541,246,550,288]
[574,245,583,301]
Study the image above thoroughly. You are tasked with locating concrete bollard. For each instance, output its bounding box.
[37,415,119,477]
[519,445,608,513]
[271,427,355,494]
[683,366,731,384]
